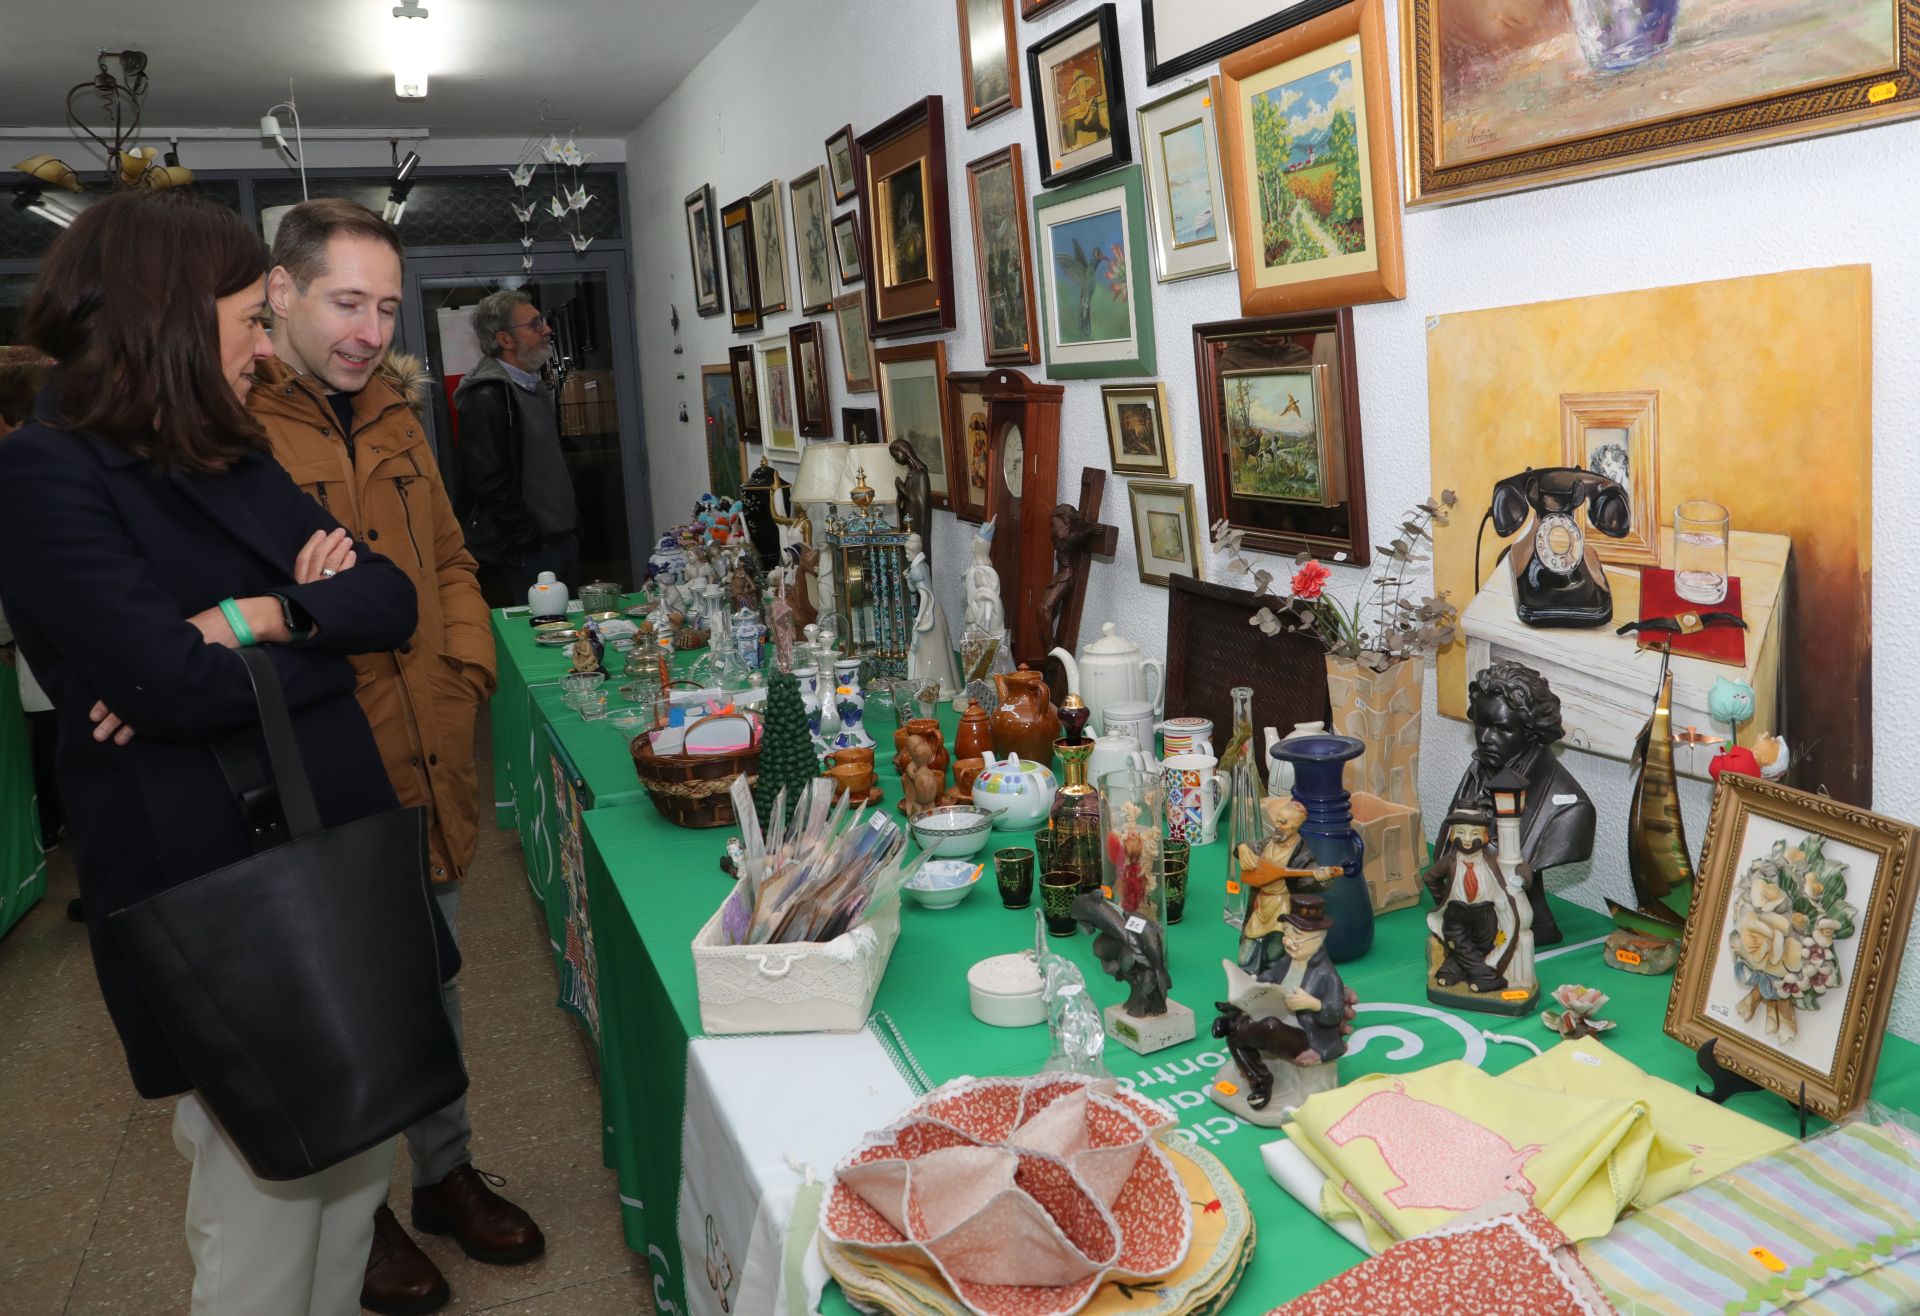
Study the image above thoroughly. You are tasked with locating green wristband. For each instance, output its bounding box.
[218,597,257,647]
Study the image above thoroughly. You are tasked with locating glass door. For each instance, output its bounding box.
[401,251,651,590]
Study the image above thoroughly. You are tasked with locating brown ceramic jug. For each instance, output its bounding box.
[991,666,1062,766]
[955,698,993,760]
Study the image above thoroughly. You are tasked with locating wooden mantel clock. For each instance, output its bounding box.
[979,368,1064,669]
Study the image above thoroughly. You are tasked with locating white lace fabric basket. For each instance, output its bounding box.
[692,901,901,1035]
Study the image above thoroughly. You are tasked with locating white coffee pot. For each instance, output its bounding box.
[1049,621,1164,737]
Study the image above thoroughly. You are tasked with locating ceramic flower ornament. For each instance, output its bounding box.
[1540,984,1615,1039]
[1725,837,1857,1044]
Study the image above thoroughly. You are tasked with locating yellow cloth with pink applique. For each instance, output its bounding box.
[1281,1040,1794,1253]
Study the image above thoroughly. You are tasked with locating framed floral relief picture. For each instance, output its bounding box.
[1666,774,1918,1120]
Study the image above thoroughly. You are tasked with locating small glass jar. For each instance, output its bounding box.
[1099,767,1166,926]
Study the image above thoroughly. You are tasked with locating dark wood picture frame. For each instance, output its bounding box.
[843,406,881,446]
[788,166,835,315]
[789,321,833,438]
[957,0,1023,128]
[825,124,860,204]
[965,144,1041,366]
[748,179,790,317]
[684,184,723,318]
[728,343,762,444]
[856,95,958,340]
[720,195,762,335]
[831,209,865,287]
[1027,4,1132,189]
[875,339,954,511]
[1021,0,1070,16]
[1193,308,1370,566]
[944,369,995,524]
[1141,0,1351,85]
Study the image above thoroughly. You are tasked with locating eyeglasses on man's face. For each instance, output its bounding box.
[510,313,548,334]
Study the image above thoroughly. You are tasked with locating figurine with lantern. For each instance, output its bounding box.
[1420,764,1540,1016]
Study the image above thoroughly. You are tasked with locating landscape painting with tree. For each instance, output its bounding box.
[1251,60,1365,269]
[1224,363,1330,505]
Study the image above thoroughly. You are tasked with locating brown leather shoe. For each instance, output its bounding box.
[411,1165,546,1265]
[362,1203,451,1316]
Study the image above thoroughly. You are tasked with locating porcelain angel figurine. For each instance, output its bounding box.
[906,532,960,700]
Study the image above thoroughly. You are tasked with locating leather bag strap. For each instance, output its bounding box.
[212,647,323,844]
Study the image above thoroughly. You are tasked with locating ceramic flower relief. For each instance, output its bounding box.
[1725,835,1857,1043]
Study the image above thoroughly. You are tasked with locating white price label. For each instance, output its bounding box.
[1553,793,1580,805]
[1126,915,1147,934]
[1573,1051,1603,1067]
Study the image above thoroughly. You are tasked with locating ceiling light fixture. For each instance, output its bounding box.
[382,144,421,223]
[391,2,431,100]
[261,84,308,199]
[12,51,196,195]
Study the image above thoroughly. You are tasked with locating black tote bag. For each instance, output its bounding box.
[110,647,468,1181]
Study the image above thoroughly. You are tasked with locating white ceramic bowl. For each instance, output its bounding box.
[904,860,983,909]
[909,805,994,858]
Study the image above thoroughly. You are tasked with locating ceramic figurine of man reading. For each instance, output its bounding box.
[1210,890,1352,1123]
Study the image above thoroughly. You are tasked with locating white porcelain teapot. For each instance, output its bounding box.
[1049,621,1164,737]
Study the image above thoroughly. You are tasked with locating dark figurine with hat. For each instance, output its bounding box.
[1212,889,1352,1117]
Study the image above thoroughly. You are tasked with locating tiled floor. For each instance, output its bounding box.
[0,709,656,1314]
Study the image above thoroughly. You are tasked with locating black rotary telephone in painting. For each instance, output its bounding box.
[1479,467,1632,628]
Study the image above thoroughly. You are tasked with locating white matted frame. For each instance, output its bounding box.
[1127,480,1202,587]
[1136,77,1235,284]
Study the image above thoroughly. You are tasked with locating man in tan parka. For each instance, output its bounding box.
[250,198,542,1316]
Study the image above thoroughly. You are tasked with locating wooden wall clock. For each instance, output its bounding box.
[978,368,1064,670]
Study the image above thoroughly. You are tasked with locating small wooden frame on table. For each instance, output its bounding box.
[1561,389,1659,567]
[788,321,833,438]
[683,183,723,318]
[856,96,957,340]
[830,291,877,395]
[719,195,762,335]
[1027,4,1131,189]
[1033,165,1156,378]
[727,343,761,445]
[1665,774,1918,1121]
[1216,0,1404,315]
[965,143,1041,366]
[875,340,953,510]
[956,0,1021,128]
[748,179,790,317]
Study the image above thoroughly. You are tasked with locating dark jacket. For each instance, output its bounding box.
[0,404,420,1098]
[450,357,572,566]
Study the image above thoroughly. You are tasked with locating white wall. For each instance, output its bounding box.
[626,0,1920,1040]
[2,133,626,172]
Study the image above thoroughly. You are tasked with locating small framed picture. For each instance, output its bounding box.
[956,0,1022,128]
[831,210,865,287]
[965,144,1040,367]
[843,406,881,446]
[1561,390,1660,567]
[727,343,761,445]
[700,364,746,497]
[1101,382,1173,478]
[789,321,832,438]
[944,370,994,524]
[825,124,859,204]
[788,167,834,315]
[1021,0,1069,15]
[1666,774,1919,1121]
[1027,4,1131,189]
[720,196,762,335]
[857,96,957,339]
[1127,480,1202,587]
[756,334,801,462]
[1136,77,1235,284]
[831,291,877,394]
[875,340,952,509]
[748,179,790,316]
[684,184,724,317]
[1033,165,1156,378]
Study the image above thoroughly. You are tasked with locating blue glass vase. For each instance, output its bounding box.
[1270,733,1373,963]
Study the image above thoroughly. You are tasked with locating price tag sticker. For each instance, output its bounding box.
[1500,989,1532,1001]
[1749,1246,1787,1273]
[1869,80,1898,103]
[1615,947,1644,965]
[1227,881,1242,894]
[1102,886,1114,900]
[1216,1080,1239,1096]
[1573,1051,1603,1067]
[1126,915,1147,934]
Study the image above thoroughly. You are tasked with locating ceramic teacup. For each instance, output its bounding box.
[1089,734,1154,786]
[1157,716,1213,759]
[1162,753,1227,845]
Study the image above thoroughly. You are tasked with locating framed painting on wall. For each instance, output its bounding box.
[1403,0,1920,207]
[720,196,762,335]
[1136,77,1235,284]
[831,210,865,286]
[1217,0,1405,315]
[966,144,1041,366]
[957,0,1022,127]
[944,369,995,523]
[789,321,833,437]
[825,124,860,203]
[856,95,958,339]
[1127,481,1203,587]
[1665,774,1918,1121]
[1032,165,1156,378]
[831,291,877,394]
[684,184,724,317]
[727,343,761,445]
[1561,389,1659,567]
[1142,0,1349,85]
[1027,4,1131,188]
[1101,381,1173,478]
[1193,309,1368,564]
[749,179,790,316]
[876,340,953,509]
[1021,0,1070,16]
[757,335,801,463]
[700,364,747,497]
[789,167,835,314]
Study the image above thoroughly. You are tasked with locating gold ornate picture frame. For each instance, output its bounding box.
[1560,389,1658,567]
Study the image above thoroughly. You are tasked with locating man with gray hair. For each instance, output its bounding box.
[450,289,578,604]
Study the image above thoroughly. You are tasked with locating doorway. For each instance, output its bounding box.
[401,251,651,590]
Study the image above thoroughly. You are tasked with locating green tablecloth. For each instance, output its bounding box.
[0,662,44,938]
[578,703,1920,1316]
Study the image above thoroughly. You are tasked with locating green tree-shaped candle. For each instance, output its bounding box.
[754,670,819,830]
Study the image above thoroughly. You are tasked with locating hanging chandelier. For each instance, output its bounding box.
[14,49,196,217]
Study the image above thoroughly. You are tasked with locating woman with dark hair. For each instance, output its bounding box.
[0,189,423,1314]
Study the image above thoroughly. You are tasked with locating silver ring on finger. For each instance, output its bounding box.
[321,567,338,577]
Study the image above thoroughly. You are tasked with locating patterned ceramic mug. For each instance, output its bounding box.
[1162,753,1227,845]
[1157,716,1214,759]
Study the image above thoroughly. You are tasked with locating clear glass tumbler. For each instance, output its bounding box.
[1673,500,1730,605]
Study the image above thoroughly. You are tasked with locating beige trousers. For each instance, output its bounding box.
[171,1094,395,1316]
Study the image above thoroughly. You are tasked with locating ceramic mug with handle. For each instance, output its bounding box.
[1090,734,1155,787]
[1162,752,1228,844]
[1101,700,1157,753]
[1157,716,1214,759]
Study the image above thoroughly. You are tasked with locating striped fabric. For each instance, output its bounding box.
[1578,1121,1920,1315]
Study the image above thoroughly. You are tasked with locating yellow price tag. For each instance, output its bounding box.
[1216,1080,1239,1096]
[1500,989,1532,1001]
[1202,96,1211,108]
[1749,1246,1787,1273]
[1101,886,1113,899]
[1868,80,1898,103]
[1615,947,1644,965]
[1226,880,1242,894]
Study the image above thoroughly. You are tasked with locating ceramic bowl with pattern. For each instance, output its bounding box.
[910,806,994,858]
[904,860,985,910]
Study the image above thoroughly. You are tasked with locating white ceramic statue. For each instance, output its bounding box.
[906,532,960,700]
[963,518,1005,635]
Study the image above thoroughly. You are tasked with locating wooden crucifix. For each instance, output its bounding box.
[1037,467,1118,705]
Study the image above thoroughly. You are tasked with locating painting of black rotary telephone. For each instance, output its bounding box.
[1476,467,1632,628]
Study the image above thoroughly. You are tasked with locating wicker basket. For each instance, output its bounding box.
[630,713,760,828]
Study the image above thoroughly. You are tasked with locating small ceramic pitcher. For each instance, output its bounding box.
[1162,752,1227,845]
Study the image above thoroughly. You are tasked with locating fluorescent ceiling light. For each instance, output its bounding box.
[392,1,431,100]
